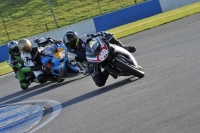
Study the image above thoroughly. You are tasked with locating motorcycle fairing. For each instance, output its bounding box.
[86,38,109,63]
[54,44,68,59]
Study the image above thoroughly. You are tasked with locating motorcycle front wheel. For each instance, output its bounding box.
[113,57,145,78]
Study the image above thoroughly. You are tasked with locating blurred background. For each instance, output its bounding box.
[0,0,146,45]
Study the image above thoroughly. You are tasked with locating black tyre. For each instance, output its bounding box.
[113,58,145,78]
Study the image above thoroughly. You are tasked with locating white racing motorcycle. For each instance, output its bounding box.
[85,36,145,78]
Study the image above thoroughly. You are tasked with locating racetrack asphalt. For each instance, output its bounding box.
[0,13,200,133]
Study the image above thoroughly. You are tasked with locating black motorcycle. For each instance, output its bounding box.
[85,36,145,78]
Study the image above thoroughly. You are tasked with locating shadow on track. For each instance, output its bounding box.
[45,76,139,115]
[0,75,89,105]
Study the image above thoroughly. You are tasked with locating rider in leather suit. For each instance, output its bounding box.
[7,40,31,89]
[18,38,47,84]
[63,30,136,87]
[34,37,79,75]
[18,38,64,84]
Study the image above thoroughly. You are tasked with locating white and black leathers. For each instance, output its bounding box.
[20,47,43,78]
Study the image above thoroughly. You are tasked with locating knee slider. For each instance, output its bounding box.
[95,80,106,87]
[20,83,29,90]
[37,74,46,84]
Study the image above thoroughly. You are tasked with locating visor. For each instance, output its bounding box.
[10,47,20,56]
[65,38,78,50]
[11,47,19,53]
[67,34,77,41]
[22,43,32,53]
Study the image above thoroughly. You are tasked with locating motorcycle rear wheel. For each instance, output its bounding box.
[113,58,145,78]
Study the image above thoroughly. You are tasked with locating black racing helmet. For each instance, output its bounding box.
[63,30,79,50]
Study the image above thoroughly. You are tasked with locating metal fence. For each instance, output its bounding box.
[0,0,146,45]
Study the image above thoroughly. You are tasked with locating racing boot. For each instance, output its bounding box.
[55,77,65,83]
[45,73,65,83]
[123,46,136,53]
[109,37,136,53]
[49,76,65,83]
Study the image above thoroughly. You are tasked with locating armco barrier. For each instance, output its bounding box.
[93,0,162,32]
[27,19,96,41]
[0,19,96,62]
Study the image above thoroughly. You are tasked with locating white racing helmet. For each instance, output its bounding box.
[7,40,19,55]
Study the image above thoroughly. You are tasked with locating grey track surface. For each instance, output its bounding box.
[1,13,200,133]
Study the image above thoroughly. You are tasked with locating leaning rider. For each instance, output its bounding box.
[34,37,79,76]
[62,30,136,87]
[7,40,32,89]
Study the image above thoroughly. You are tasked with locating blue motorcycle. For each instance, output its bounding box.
[39,43,80,78]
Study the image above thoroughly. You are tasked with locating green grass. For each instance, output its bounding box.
[0,0,144,45]
[0,61,13,76]
[1,1,200,76]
